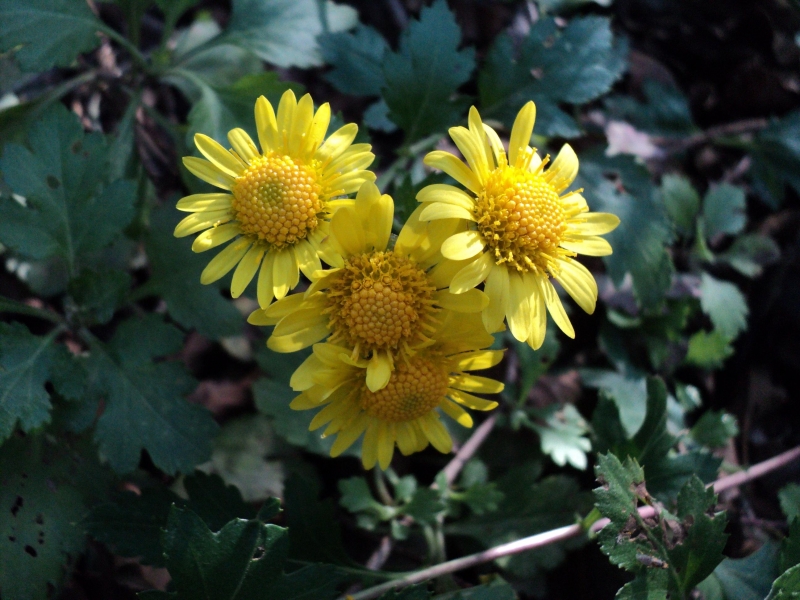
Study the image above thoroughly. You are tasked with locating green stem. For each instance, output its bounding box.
[0,296,64,324]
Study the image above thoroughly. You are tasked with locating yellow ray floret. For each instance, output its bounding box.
[288,312,504,470]
[417,102,620,349]
[249,181,489,392]
[174,90,377,308]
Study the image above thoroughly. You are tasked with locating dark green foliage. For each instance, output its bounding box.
[604,80,696,136]
[320,25,389,96]
[479,17,626,137]
[751,110,800,207]
[87,315,218,474]
[697,542,780,600]
[382,0,475,143]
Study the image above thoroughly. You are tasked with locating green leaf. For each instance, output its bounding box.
[0,0,103,72]
[581,369,647,436]
[661,174,700,234]
[698,542,780,600]
[87,471,257,566]
[0,435,96,600]
[689,410,739,448]
[616,571,669,600]
[717,233,780,278]
[88,315,218,474]
[781,519,800,574]
[576,151,674,311]
[781,485,800,522]
[339,477,384,515]
[67,268,131,326]
[0,322,60,441]
[479,17,626,137]
[527,404,591,470]
[751,110,800,207]
[144,207,242,339]
[0,105,136,273]
[320,25,389,96]
[433,580,517,599]
[184,72,304,149]
[155,506,343,600]
[382,0,475,143]
[766,564,800,600]
[703,184,746,239]
[216,0,358,69]
[404,488,446,525]
[699,273,749,340]
[604,80,696,137]
[685,330,734,369]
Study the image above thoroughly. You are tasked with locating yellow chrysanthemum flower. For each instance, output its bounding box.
[248,181,489,392]
[174,90,376,308]
[417,102,620,349]
[289,311,504,470]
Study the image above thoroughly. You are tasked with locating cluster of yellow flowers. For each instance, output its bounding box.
[174,91,619,470]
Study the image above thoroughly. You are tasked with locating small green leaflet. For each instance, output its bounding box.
[703,183,747,239]
[142,506,343,600]
[320,25,389,96]
[0,105,136,275]
[382,0,475,143]
[660,174,700,235]
[87,315,218,475]
[479,17,626,137]
[0,0,103,72]
[685,330,734,369]
[699,273,749,340]
[214,0,358,69]
[751,110,800,207]
[697,542,780,600]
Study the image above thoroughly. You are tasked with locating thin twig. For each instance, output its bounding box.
[654,118,768,153]
[439,414,497,488]
[343,444,800,600]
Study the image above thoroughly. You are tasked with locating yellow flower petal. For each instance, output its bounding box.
[176,193,232,212]
[255,95,279,153]
[468,106,495,170]
[293,239,323,280]
[567,212,620,235]
[449,126,489,184]
[527,276,547,350]
[453,349,505,371]
[256,251,275,309]
[544,144,579,192]
[276,89,297,153]
[537,275,574,339]
[506,271,532,342]
[448,389,499,411]
[289,93,314,156]
[230,244,265,298]
[304,102,331,158]
[327,150,376,175]
[416,184,475,210]
[483,264,509,333]
[441,230,486,261]
[194,133,245,177]
[420,202,475,222]
[227,128,260,164]
[361,422,380,469]
[419,414,452,454]
[555,257,598,314]
[247,308,271,326]
[560,236,613,256]
[396,422,417,456]
[377,421,395,470]
[264,290,307,319]
[366,351,393,392]
[272,249,298,300]
[440,398,474,428]
[331,206,366,256]
[316,123,358,164]
[325,170,376,195]
[482,123,506,168]
[331,413,369,457]
[268,322,330,353]
[509,101,536,168]
[174,210,231,238]
[273,306,328,337]
[290,353,323,391]
[182,156,235,190]
[449,374,504,394]
[450,251,494,294]
[200,237,252,284]
[424,151,482,194]
[434,288,489,313]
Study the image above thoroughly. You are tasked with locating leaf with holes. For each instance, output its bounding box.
[0,105,136,274]
[381,0,475,143]
[87,315,218,475]
[0,0,103,72]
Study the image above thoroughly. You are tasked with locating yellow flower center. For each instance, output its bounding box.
[325,251,436,354]
[474,166,567,273]
[231,153,323,249]
[359,356,448,422]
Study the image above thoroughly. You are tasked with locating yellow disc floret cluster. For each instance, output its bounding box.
[359,356,448,422]
[231,153,323,249]
[325,251,436,352]
[475,166,567,273]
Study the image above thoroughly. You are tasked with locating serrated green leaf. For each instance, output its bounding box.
[0,322,59,441]
[320,25,389,96]
[214,0,357,69]
[615,570,669,600]
[685,330,734,369]
[581,369,647,436]
[480,17,626,137]
[576,151,674,311]
[382,0,475,143]
[689,410,739,448]
[717,233,780,278]
[67,268,131,326]
[0,105,136,273]
[698,542,780,600]
[766,564,800,600]
[339,477,383,514]
[528,404,591,470]
[604,80,695,137]
[363,100,398,133]
[87,315,218,475]
[661,174,700,234]
[404,488,446,525]
[703,184,746,239]
[699,273,749,340]
[0,0,103,72]
[0,435,100,600]
[144,207,242,339]
[781,485,800,522]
